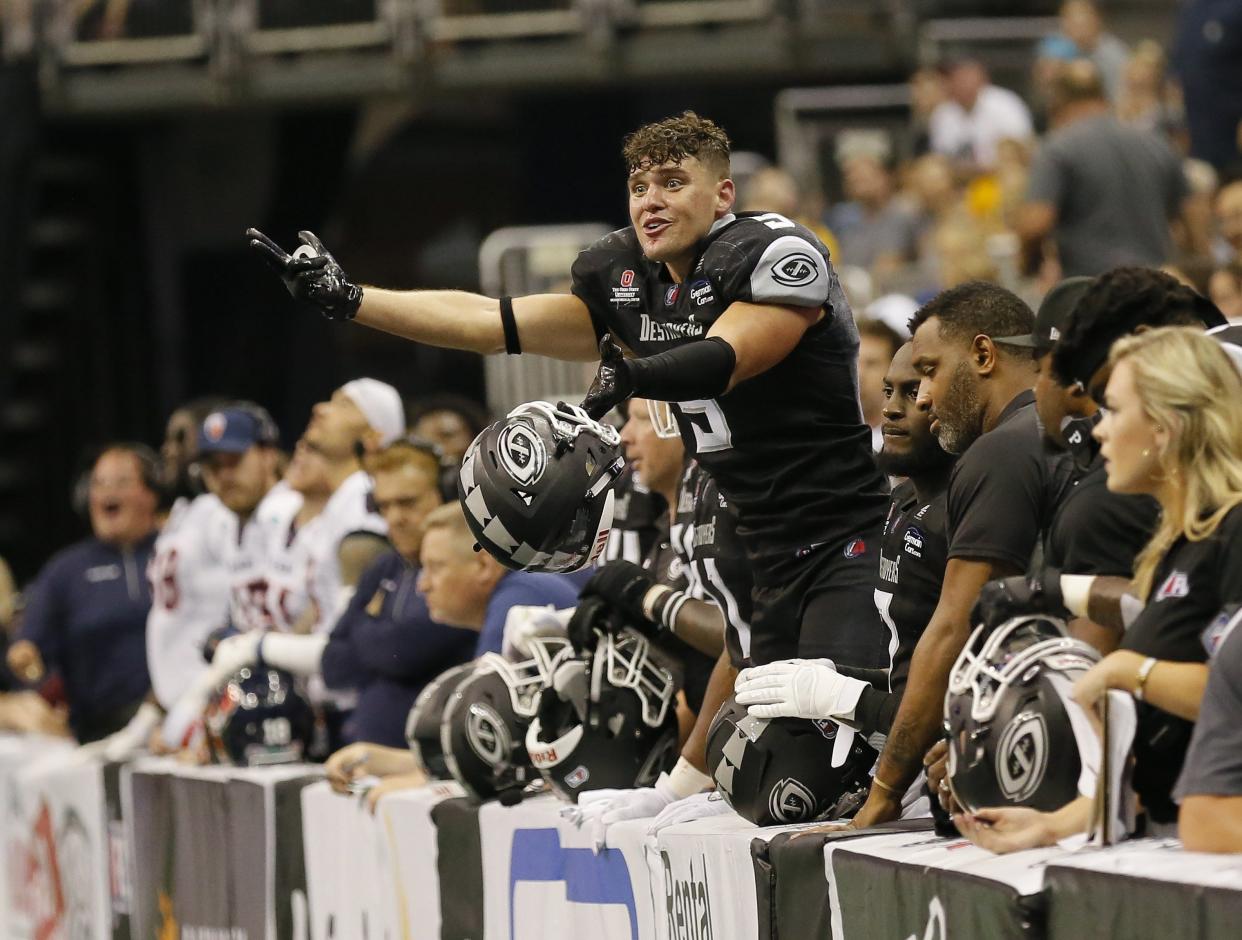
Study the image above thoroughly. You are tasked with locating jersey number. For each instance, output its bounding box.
[679,399,733,454]
[753,212,795,231]
[151,548,179,612]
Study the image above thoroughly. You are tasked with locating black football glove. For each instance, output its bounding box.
[971,568,1067,631]
[581,560,656,625]
[580,334,634,421]
[566,595,620,654]
[246,228,363,321]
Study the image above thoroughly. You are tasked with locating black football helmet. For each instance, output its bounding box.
[204,666,315,767]
[945,614,1100,813]
[705,695,877,826]
[458,401,625,573]
[406,662,477,779]
[441,637,572,803]
[526,628,682,801]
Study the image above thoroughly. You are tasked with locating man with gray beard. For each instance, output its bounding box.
[835,280,1071,830]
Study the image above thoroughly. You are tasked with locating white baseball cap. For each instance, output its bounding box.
[341,378,405,446]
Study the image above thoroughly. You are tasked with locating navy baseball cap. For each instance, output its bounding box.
[198,406,279,455]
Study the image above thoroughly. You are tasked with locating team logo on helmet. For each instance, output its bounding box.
[497,423,548,488]
[770,252,820,287]
[466,702,511,766]
[996,711,1048,802]
[768,777,816,823]
[203,412,228,442]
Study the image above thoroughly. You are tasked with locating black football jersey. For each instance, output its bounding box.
[670,460,755,667]
[877,480,949,694]
[598,466,666,567]
[642,514,713,713]
[571,213,889,579]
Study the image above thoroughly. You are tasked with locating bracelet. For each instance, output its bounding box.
[1133,656,1158,702]
[870,776,902,798]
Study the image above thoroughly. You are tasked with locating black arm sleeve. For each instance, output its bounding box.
[853,684,901,738]
[625,336,736,402]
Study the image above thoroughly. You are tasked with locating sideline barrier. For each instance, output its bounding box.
[124,757,321,940]
[302,778,464,940]
[1045,838,1242,940]
[5,734,1242,940]
[824,829,1074,940]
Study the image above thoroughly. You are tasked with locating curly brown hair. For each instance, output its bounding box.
[622,111,731,177]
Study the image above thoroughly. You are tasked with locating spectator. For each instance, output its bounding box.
[159,395,227,510]
[826,152,919,277]
[1019,61,1187,277]
[7,446,160,742]
[1174,159,1221,267]
[1209,261,1242,322]
[1172,0,1242,171]
[908,68,948,157]
[1039,0,1129,103]
[958,328,1242,850]
[416,502,578,656]
[1116,40,1181,136]
[857,318,904,452]
[1217,180,1242,263]
[929,60,1034,171]
[406,393,489,465]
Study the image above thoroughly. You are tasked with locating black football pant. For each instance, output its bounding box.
[747,529,887,669]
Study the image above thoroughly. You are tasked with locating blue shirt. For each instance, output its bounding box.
[322,550,477,748]
[19,533,157,741]
[477,570,580,656]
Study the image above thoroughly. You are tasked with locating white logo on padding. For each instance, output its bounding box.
[770,252,820,287]
[768,777,816,822]
[497,423,547,487]
[996,711,1047,802]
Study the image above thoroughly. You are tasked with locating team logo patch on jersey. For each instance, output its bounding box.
[812,718,839,740]
[497,423,547,487]
[770,252,820,287]
[1155,570,1190,601]
[203,412,228,442]
[1202,604,1242,658]
[843,538,867,559]
[664,285,680,305]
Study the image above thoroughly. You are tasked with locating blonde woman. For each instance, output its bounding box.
[958,327,1242,851]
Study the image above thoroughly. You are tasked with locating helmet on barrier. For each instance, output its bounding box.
[526,628,682,801]
[442,637,572,803]
[406,662,478,779]
[705,695,878,825]
[204,666,315,767]
[458,401,624,573]
[945,614,1099,813]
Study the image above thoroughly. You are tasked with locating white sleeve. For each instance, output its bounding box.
[747,235,831,308]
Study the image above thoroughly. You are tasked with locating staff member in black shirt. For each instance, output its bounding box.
[958,328,1242,851]
[842,282,1066,830]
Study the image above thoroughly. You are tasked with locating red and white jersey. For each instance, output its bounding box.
[228,482,305,633]
[299,470,387,636]
[146,494,237,709]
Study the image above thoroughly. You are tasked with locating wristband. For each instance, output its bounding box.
[667,756,714,799]
[870,776,902,798]
[499,296,522,355]
[1060,575,1097,619]
[1133,657,1157,702]
[642,584,690,636]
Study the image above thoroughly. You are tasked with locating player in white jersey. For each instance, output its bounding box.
[146,490,236,709]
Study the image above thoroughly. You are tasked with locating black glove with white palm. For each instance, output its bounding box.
[246,228,363,321]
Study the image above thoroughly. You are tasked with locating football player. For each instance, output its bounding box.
[248,112,890,681]
[735,342,954,740]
